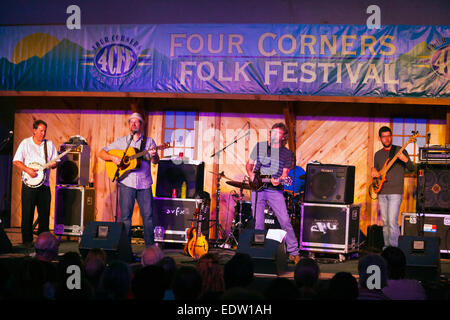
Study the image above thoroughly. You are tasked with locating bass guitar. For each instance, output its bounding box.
[186,202,208,260]
[105,142,170,181]
[368,131,418,199]
[250,171,293,191]
[22,142,81,188]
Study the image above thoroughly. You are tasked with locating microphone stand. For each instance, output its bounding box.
[210,129,250,247]
[113,132,135,223]
[0,134,12,152]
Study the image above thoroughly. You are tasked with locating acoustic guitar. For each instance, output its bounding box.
[250,171,293,191]
[105,142,170,181]
[187,203,208,260]
[22,142,81,188]
[368,131,419,199]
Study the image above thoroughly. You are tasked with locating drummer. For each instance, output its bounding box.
[284,159,306,200]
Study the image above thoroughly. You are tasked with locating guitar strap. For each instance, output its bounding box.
[389,145,397,162]
[44,139,48,175]
[140,135,147,160]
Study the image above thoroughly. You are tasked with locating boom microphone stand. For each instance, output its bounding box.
[210,124,250,247]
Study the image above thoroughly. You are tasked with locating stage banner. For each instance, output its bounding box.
[0,24,449,97]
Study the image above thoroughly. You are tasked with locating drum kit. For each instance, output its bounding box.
[209,170,305,248]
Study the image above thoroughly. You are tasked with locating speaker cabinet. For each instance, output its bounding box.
[304,164,355,204]
[79,222,133,263]
[56,144,90,186]
[398,235,441,282]
[156,159,204,199]
[237,229,287,275]
[416,164,450,213]
[54,186,95,236]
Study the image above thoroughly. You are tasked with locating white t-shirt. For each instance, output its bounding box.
[13,137,58,186]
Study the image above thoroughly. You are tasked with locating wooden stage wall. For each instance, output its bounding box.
[9,98,449,237]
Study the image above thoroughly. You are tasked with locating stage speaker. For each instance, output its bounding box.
[304,164,355,204]
[0,227,12,254]
[79,222,133,263]
[237,229,287,275]
[56,144,90,186]
[416,164,450,213]
[54,186,95,236]
[156,159,204,199]
[398,235,441,282]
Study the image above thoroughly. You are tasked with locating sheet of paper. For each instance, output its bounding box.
[266,229,287,243]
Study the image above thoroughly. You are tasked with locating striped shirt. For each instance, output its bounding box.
[250,141,293,190]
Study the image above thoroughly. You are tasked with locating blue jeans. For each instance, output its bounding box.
[119,183,154,246]
[378,194,402,247]
[251,189,299,256]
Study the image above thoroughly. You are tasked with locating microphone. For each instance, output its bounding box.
[427,132,431,145]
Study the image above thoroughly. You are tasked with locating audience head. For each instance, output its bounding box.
[358,253,388,289]
[132,265,166,300]
[98,260,132,300]
[173,266,202,300]
[196,253,225,295]
[141,245,164,267]
[294,258,320,288]
[57,251,85,283]
[381,246,407,280]
[223,253,254,290]
[34,232,59,261]
[263,278,300,300]
[157,256,178,290]
[328,272,358,300]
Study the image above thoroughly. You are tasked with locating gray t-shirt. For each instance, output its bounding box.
[374,145,414,194]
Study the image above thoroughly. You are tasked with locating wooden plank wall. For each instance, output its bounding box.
[10,98,448,239]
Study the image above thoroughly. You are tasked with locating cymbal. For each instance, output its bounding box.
[226,180,252,190]
[208,171,232,180]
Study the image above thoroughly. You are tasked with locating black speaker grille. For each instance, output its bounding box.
[417,165,450,212]
[58,160,79,184]
[310,172,337,199]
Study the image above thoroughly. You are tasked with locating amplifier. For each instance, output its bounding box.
[300,202,360,254]
[419,146,450,163]
[152,197,209,243]
[401,212,450,253]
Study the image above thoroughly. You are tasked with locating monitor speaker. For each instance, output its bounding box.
[79,222,133,263]
[156,159,204,198]
[236,229,287,275]
[56,144,90,186]
[304,164,355,204]
[416,164,450,213]
[398,235,441,282]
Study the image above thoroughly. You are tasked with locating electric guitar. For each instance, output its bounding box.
[105,142,170,181]
[368,131,419,199]
[22,142,81,188]
[250,171,293,191]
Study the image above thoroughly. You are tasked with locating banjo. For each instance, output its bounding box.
[22,143,80,188]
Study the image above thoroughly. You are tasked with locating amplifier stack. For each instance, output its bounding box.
[54,143,94,236]
[300,164,359,256]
